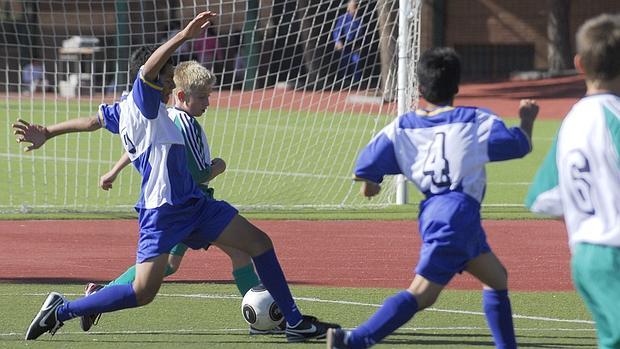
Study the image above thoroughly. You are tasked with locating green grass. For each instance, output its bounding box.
[0,283,595,348]
[1,98,561,219]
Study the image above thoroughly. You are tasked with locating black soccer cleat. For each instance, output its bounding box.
[326,328,352,349]
[79,283,105,332]
[25,292,66,340]
[285,315,341,343]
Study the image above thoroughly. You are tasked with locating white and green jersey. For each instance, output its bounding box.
[167,107,214,199]
[526,93,620,250]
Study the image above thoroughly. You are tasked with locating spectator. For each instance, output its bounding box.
[22,58,47,94]
[332,0,363,85]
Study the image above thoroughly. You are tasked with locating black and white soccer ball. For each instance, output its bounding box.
[241,285,285,330]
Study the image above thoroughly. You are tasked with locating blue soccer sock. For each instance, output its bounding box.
[252,248,302,326]
[347,291,419,349]
[56,284,138,322]
[482,289,517,349]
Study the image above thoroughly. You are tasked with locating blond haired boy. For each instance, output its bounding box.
[526,13,620,349]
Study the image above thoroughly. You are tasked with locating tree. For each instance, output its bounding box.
[547,0,572,73]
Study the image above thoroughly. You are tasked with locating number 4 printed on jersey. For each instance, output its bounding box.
[423,132,452,187]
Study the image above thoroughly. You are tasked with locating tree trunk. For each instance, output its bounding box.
[547,0,572,74]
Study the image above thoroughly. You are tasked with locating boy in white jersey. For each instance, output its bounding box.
[327,47,538,349]
[525,14,620,349]
[23,12,338,342]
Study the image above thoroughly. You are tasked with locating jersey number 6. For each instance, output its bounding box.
[423,132,451,187]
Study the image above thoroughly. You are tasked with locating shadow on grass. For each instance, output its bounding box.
[386,331,596,348]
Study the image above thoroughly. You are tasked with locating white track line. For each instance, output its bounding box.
[13,292,594,326]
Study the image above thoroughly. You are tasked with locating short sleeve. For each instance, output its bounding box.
[487,118,531,161]
[525,136,563,216]
[131,66,164,119]
[353,123,402,183]
[97,102,121,134]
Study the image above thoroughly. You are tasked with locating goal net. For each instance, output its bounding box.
[1,0,422,213]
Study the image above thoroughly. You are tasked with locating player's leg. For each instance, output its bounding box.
[106,243,188,288]
[211,213,339,341]
[330,274,442,349]
[215,243,261,296]
[466,252,516,349]
[571,243,620,349]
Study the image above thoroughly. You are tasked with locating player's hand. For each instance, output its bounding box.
[12,119,48,152]
[99,171,118,191]
[209,157,226,180]
[361,181,381,198]
[518,99,539,124]
[335,41,344,50]
[182,11,217,40]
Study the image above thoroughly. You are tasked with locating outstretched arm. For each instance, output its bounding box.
[12,116,101,152]
[142,11,216,81]
[100,153,131,191]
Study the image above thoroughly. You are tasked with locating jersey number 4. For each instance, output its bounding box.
[423,132,451,187]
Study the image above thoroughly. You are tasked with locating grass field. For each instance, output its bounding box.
[0,283,595,348]
[2,98,561,216]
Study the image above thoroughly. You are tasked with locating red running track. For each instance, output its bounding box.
[0,219,572,291]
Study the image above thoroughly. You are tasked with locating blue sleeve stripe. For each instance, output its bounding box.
[179,115,208,170]
[188,118,208,169]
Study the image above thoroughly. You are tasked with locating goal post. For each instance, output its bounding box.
[0,0,422,213]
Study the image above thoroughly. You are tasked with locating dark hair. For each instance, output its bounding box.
[576,14,620,82]
[128,44,175,82]
[416,47,461,104]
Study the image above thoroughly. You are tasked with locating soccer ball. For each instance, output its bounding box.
[241,285,285,330]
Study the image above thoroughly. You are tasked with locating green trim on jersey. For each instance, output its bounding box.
[604,105,620,169]
[524,133,559,210]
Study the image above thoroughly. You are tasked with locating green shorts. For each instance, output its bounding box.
[571,242,620,349]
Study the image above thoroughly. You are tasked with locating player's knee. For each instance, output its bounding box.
[133,287,158,306]
[415,292,439,310]
[247,230,273,256]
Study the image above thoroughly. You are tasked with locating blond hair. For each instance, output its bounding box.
[173,61,216,96]
[576,13,620,82]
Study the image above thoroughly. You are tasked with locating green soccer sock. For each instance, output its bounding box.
[105,264,176,287]
[232,263,261,296]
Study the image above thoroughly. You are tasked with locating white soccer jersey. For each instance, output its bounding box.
[561,95,620,248]
[354,106,531,203]
[526,94,620,249]
[98,67,202,209]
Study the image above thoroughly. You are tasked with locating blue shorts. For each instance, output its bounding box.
[415,192,491,285]
[136,196,238,263]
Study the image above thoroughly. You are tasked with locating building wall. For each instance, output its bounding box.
[428,0,620,77]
